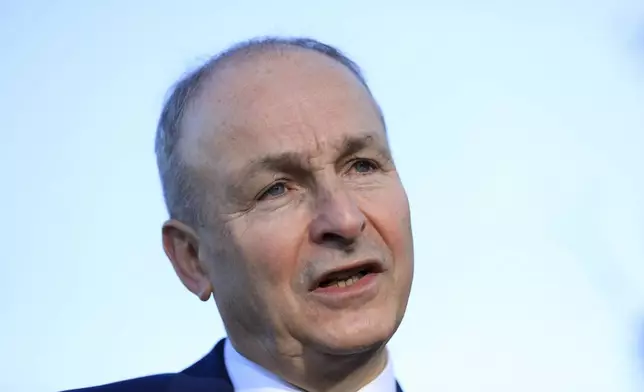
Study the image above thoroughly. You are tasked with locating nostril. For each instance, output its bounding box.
[321,232,353,245]
[318,232,360,250]
[309,208,366,246]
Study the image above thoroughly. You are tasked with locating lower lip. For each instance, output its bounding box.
[311,272,380,298]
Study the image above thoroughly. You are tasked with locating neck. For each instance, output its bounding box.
[230,337,389,392]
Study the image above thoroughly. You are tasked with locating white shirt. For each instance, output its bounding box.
[224,339,397,392]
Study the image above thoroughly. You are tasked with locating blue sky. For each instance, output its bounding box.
[2,1,644,391]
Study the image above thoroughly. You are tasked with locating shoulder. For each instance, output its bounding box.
[61,374,175,392]
[60,368,233,392]
[61,340,231,392]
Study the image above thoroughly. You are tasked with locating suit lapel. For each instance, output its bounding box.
[168,339,234,392]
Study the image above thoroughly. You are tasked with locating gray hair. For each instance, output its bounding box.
[154,37,373,227]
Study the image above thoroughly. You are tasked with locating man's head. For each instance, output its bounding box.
[156,37,413,378]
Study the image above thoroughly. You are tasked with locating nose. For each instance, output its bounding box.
[309,187,366,248]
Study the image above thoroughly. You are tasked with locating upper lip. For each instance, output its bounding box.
[309,259,384,291]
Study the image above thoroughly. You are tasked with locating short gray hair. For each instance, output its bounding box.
[154,37,373,226]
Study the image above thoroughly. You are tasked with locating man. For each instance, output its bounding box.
[66,36,414,392]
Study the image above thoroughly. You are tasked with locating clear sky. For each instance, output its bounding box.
[2,1,644,391]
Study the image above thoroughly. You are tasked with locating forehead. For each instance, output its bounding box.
[181,48,386,175]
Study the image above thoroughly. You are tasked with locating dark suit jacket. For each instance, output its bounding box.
[63,339,403,391]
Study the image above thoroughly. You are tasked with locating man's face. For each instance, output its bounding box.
[181,49,413,355]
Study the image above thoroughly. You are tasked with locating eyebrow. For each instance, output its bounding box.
[243,134,391,177]
[336,134,391,162]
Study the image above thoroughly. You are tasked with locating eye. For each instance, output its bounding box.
[258,182,288,200]
[349,159,378,174]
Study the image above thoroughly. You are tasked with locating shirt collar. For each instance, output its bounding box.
[224,339,396,392]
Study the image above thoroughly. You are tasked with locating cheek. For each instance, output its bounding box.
[364,185,413,254]
[228,212,307,290]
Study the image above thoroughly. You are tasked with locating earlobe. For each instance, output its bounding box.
[162,219,213,301]
[198,286,213,301]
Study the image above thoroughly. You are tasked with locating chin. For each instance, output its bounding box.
[309,311,398,355]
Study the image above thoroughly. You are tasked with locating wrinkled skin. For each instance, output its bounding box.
[162,48,414,392]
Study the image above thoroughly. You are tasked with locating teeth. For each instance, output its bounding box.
[332,274,360,288]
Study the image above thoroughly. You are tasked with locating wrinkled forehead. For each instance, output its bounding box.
[180,48,387,175]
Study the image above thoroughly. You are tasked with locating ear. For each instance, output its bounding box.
[162,219,213,301]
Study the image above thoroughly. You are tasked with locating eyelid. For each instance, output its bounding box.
[346,157,381,172]
[255,156,382,201]
[256,179,289,201]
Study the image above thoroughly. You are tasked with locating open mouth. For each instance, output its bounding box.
[313,262,382,290]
